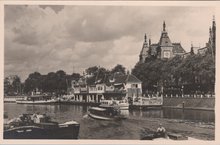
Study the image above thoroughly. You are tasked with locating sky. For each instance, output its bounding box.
[4,5,215,82]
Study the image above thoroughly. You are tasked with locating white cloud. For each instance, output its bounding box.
[4,5,215,81]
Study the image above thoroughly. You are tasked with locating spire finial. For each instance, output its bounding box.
[163,21,166,31]
[213,15,215,21]
[144,33,147,42]
[191,42,194,54]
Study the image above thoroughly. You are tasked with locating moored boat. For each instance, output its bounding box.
[16,95,58,104]
[88,106,126,121]
[140,132,200,141]
[4,113,80,139]
[100,99,129,110]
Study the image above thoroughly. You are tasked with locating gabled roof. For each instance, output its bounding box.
[114,74,142,84]
[126,74,142,83]
[159,31,173,47]
[172,43,186,53]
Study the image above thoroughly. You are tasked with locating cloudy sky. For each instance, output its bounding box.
[4,5,215,81]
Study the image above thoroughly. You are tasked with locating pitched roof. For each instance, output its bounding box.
[172,43,186,53]
[126,74,142,83]
[114,74,142,84]
[158,31,173,47]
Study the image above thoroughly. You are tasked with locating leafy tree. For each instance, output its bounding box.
[111,64,126,74]
[132,53,215,95]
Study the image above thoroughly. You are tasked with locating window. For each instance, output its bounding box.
[97,86,103,90]
[131,84,138,88]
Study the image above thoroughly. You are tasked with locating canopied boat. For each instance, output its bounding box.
[16,95,58,104]
[88,106,126,121]
[100,99,129,110]
[4,113,80,139]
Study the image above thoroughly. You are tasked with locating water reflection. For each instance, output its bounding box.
[4,103,214,123]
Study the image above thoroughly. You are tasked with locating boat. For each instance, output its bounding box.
[141,132,200,141]
[130,96,163,110]
[100,99,129,110]
[16,95,58,104]
[4,113,80,139]
[88,106,126,121]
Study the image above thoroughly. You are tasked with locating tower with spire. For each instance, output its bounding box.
[139,33,150,63]
[209,15,216,56]
[139,21,186,62]
[157,21,174,59]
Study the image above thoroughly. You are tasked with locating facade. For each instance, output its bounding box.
[70,72,142,103]
[139,21,186,63]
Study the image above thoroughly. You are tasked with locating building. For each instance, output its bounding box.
[139,21,186,63]
[197,16,216,56]
[182,43,196,58]
[70,72,142,103]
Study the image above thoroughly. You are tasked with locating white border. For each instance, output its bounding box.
[0,1,219,145]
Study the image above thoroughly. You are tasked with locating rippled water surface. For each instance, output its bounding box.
[4,103,214,139]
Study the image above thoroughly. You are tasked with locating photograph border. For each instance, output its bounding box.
[0,1,219,144]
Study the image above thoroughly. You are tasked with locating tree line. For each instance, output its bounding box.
[132,53,215,95]
[4,53,215,96]
[4,64,126,96]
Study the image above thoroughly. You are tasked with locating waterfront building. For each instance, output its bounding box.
[70,72,142,103]
[139,21,186,63]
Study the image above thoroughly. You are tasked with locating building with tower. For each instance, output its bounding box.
[198,16,216,57]
[139,21,186,63]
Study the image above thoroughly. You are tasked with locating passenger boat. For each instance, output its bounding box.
[16,95,58,104]
[88,106,126,121]
[100,99,129,110]
[4,113,80,139]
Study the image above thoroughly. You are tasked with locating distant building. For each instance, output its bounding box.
[139,21,186,63]
[70,72,142,103]
[197,16,216,56]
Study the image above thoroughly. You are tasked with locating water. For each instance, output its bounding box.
[4,103,215,139]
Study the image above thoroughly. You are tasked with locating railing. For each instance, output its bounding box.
[105,89,126,94]
[132,96,163,106]
[163,94,215,98]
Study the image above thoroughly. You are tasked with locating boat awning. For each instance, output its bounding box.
[90,107,106,111]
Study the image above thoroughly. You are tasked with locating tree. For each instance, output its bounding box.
[24,72,42,93]
[111,64,126,74]
[132,54,215,95]
[4,75,22,95]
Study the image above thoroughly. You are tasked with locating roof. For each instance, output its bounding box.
[126,74,142,83]
[172,43,186,53]
[114,74,142,84]
[198,47,208,51]
[140,42,149,56]
[150,44,159,55]
[158,31,173,47]
[75,72,141,87]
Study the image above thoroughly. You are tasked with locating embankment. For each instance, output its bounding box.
[163,97,215,111]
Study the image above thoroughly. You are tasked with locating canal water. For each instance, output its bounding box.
[4,103,215,139]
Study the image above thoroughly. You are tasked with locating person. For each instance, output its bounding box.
[155,123,166,138]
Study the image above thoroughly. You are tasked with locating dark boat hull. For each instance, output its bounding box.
[4,124,80,139]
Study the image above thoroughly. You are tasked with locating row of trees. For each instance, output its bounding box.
[5,53,215,96]
[4,64,126,96]
[132,53,215,95]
